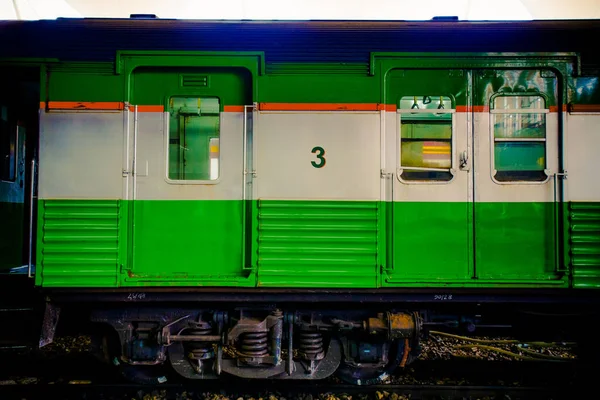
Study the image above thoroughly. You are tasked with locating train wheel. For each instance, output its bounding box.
[90,325,172,385]
[335,338,417,385]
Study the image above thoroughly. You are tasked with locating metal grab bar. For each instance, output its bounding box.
[28,158,36,278]
[553,171,568,273]
[132,105,138,200]
[242,105,248,201]
[242,105,255,271]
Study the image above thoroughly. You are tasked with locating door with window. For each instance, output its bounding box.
[473,69,562,280]
[385,69,472,282]
[126,67,253,284]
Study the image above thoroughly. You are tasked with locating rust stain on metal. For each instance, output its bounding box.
[366,317,386,334]
[399,338,410,368]
[389,313,415,331]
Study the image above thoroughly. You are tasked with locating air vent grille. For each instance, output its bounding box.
[181,75,209,87]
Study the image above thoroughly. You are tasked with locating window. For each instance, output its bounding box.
[167,97,220,181]
[0,105,16,182]
[398,96,453,181]
[491,95,548,182]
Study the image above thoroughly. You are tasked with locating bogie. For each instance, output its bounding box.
[90,308,421,382]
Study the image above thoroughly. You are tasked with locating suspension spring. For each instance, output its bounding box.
[185,326,214,360]
[298,331,324,360]
[239,332,268,357]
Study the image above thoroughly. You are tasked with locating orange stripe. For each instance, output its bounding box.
[41,101,124,110]
[568,104,600,113]
[224,105,244,112]
[258,104,519,112]
[259,103,384,111]
[40,101,165,112]
[549,105,568,112]
[38,102,567,113]
[127,105,164,112]
[455,105,489,112]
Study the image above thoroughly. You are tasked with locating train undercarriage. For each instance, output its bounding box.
[87,307,421,384]
[32,288,599,385]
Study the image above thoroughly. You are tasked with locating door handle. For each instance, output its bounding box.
[459,150,469,171]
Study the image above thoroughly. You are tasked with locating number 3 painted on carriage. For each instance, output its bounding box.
[311,146,326,168]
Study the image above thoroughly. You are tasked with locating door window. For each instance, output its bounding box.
[491,95,548,182]
[398,96,454,182]
[167,97,220,182]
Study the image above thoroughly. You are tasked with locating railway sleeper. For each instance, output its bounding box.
[88,308,421,383]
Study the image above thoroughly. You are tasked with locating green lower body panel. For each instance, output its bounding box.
[389,202,471,282]
[126,200,253,286]
[385,201,566,287]
[0,201,24,273]
[475,202,557,280]
[34,199,599,288]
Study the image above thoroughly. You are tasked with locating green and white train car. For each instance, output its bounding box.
[0,17,599,383]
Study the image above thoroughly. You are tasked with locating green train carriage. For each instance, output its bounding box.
[0,17,599,383]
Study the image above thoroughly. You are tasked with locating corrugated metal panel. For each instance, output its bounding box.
[0,19,599,69]
[257,200,378,287]
[569,202,600,288]
[39,200,119,287]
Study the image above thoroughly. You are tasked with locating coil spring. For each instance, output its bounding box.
[185,326,214,360]
[298,331,324,359]
[239,332,268,357]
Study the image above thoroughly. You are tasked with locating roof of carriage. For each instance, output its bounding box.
[0,18,599,73]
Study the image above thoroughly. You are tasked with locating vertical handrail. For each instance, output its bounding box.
[379,108,386,201]
[28,157,35,278]
[242,105,248,202]
[133,105,138,201]
[380,108,394,276]
[128,105,138,275]
[554,171,568,273]
[123,102,131,200]
[241,106,247,270]
[241,105,254,270]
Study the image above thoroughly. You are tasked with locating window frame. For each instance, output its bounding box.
[396,96,456,185]
[489,93,551,185]
[163,95,222,185]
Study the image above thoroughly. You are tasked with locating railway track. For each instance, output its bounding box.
[0,331,591,399]
[0,352,589,399]
[0,381,579,400]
